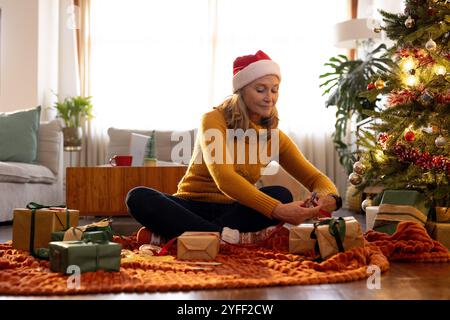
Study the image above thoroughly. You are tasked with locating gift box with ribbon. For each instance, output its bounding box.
[289,224,316,256]
[177,232,220,260]
[49,240,122,274]
[12,203,79,253]
[315,216,365,260]
[51,218,113,242]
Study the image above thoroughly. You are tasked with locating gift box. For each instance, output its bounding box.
[177,232,220,260]
[374,204,428,235]
[51,218,113,242]
[12,207,79,251]
[315,216,365,260]
[289,224,316,255]
[435,207,450,223]
[379,190,430,215]
[365,206,379,231]
[49,241,122,273]
[426,221,450,251]
[51,230,108,243]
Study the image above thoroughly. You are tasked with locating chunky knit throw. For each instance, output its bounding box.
[0,221,448,295]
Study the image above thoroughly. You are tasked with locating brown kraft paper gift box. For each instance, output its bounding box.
[12,208,79,251]
[289,224,316,255]
[315,216,364,260]
[177,232,220,260]
[426,221,450,251]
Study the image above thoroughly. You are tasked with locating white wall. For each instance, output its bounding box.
[0,0,58,119]
[0,0,39,112]
[358,0,403,19]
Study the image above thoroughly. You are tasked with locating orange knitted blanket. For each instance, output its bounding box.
[0,221,448,295]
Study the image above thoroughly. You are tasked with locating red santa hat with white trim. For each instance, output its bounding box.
[232,50,281,93]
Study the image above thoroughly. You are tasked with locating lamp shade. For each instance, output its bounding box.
[334,18,382,49]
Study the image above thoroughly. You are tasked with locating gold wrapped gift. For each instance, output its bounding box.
[12,207,79,251]
[426,221,450,251]
[435,207,450,223]
[289,224,316,255]
[315,216,365,260]
[177,232,220,260]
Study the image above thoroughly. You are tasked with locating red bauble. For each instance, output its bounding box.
[404,130,415,141]
[367,83,376,90]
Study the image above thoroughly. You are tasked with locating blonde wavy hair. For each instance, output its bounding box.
[214,92,279,137]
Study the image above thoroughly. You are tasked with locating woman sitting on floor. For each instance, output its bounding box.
[126,50,342,242]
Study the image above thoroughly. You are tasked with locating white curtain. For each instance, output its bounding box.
[88,0,350,194]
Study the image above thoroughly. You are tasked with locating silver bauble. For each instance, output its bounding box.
[435,135,447,148]
[405,16,415,28]
[361,199,373,212]
[425,38,437,51]
[353,161,366,175]
[349,173,362,186]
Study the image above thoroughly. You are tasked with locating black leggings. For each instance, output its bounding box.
[125,186,293,239]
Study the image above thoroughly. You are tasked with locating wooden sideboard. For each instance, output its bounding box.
[66,164,187,216]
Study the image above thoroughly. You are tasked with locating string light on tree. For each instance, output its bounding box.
[435,65,446,76]
[374,150,385,162]
[405,75,418,87]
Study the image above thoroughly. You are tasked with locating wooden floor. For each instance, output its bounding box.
[1,210,449,300]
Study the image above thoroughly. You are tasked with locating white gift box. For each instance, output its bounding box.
[365,206,379,231]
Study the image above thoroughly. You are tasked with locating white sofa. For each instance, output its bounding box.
[107,127,309,201]
[0,120,64,222]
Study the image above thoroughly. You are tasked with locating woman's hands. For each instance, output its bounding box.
[271,201,322,225]
[271,194,338,225]
[316,195,338,213]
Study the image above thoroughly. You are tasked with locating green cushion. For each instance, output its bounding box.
[0,106,41,163]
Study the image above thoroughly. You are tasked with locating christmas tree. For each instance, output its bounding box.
[351,0,450,209]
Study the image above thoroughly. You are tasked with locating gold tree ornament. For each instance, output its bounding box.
[348,173,363,186]
[435,65,446,76]
[373,27,382,33]
[353,161,366,175]
[375,78,386,89]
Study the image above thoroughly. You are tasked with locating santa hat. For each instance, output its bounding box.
[232,50,281,93]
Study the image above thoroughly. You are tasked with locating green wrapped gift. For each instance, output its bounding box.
[374,190,431,235]
[379,190,430,216]
[49,241,122,274]
[51,230,108,242]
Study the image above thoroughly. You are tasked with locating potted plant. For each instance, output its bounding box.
[53,95,94,151]
[319,43,392,174]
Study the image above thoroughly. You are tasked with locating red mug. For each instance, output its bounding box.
[109,155,133,167]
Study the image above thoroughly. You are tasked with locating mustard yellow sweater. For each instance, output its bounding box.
[174,109,338,217]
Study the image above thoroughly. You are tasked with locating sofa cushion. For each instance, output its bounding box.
[36,120,63,174]
[107,127,196,164]
[0,106,41,163]
[0,161,56,184]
